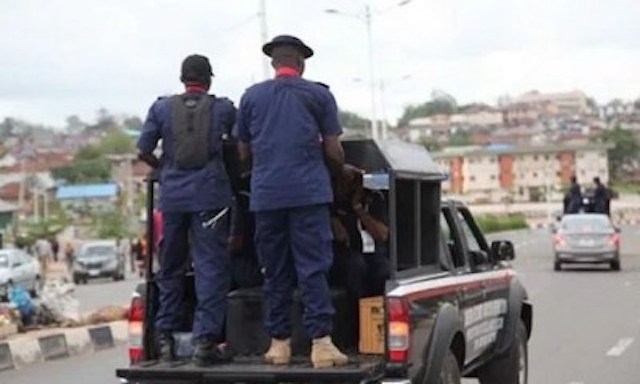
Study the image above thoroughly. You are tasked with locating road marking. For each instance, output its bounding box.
[624,281,631,287]
[606,338,634,357]
[568,381,585,384]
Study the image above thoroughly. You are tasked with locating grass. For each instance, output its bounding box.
[476,213,529,234]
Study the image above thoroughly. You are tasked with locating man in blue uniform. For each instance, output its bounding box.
[236,35,347,368]
[137,54,235,366]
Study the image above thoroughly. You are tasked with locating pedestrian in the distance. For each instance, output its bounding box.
[565,176,582,214]
[593,177,608,214]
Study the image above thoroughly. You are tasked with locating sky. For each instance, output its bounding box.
[1,0,639,128]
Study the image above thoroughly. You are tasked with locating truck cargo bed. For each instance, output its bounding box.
[117,355,385,383]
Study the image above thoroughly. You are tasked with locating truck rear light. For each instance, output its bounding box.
[128,295,144,365]
[387,297,410,363]
[609,233,620,247]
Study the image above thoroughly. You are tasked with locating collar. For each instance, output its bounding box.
[275,67,300,78]
[185,83,208,93]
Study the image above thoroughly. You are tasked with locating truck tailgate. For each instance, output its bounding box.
[117,356,385,383]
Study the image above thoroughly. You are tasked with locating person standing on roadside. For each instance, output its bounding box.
[137,54,236,366]
[236,35,347,368]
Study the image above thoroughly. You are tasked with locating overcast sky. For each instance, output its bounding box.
[1,0,639,128]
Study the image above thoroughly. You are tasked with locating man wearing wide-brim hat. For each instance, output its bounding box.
[235,34,347,368]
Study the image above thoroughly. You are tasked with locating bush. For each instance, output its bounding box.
[476,214,528,234]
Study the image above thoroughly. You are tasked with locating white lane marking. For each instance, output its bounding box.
[606,338,635,357]
[568,381,585,384]
[624,281,632,287]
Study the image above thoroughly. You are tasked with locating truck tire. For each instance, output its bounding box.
[438,350,461,384]
[478,320,528,384]
[611,260,620,271]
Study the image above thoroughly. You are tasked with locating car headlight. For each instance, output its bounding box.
[105,258,118,268]
[74,261,85,270]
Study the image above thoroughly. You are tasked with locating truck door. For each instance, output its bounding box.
[452,205,510,363]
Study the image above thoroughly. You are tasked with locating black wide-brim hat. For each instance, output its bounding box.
[262,35,314,58]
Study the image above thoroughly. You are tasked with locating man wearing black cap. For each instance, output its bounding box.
[235,35,347,368]
[137,54,236,366]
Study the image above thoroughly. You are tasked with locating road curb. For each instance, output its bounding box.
[0,320,127,371]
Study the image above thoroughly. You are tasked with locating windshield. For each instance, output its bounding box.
[80,245,116,258]
[561,216,612,232]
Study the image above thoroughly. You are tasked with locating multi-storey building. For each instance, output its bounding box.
[434,143,611,203]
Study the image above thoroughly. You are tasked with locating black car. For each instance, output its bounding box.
[117,140,532,384]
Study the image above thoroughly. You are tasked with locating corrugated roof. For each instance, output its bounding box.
[0,199,17,213]
[56,183,119,200]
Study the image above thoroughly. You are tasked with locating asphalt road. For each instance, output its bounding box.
[4,227,640,384]
[74,269,142,314]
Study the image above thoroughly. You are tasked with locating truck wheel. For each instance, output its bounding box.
[438,350,461,384]
[554,261,561,271]
[478,320,528,384]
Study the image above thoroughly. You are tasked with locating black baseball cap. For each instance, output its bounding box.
[262,35,314,58]
[180,54,214,83]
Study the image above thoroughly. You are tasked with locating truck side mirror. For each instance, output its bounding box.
[491,240,515,261]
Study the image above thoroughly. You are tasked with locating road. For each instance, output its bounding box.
[75,269,142,314]
[3,227,640,384]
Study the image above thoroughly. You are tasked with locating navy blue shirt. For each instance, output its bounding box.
[138,92,236,212]
[236,75,342,211]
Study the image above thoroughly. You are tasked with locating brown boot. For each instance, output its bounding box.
[264,338,291,365]
[311,336,348,368]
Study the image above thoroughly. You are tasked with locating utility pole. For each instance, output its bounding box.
[365,5,378,141]
[258,0,270,79]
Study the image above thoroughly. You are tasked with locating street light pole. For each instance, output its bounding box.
[258,0,270,79]
[364,5,378,141]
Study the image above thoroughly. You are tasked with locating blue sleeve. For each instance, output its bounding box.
[235,92,251,143]
[320,90,342,137]
[138,102,162,154]
[218,98,237,137]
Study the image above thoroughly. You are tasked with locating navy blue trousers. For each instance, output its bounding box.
[155,210,230,341]
[254,204,334,340]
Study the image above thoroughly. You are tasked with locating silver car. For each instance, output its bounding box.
[553,214,621,271]
[0,249,41,301]
[73,241,125,284]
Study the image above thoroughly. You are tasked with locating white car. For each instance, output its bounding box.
[0,249,41,301]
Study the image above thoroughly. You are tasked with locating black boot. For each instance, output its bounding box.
[157,332,175,363]
[193,339,233,367]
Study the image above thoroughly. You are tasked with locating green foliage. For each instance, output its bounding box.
[97,130,135,154]
[593,125,639,181]
[398,94,457,127]
[448,130,473,146]
[93,211,128,239]
[420,137,442,152]
[338,110,370,131]
[476,214,528,234]
[52,129,134,183]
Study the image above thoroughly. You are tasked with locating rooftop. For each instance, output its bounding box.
[56,183,119,200]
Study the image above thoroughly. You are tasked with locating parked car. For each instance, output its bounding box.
[552,213,621,271]
[117,140,532,384]
[73,241,125,284]
[0,249,41,301]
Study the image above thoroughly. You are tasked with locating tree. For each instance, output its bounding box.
[594,125,639,181]
[65,115,87,133]
[398,93,458,127]
[448,130,473,147]
[123,116,143,131]
[419,137,441,152]
[97,130,135,155]
[338,110,370,131]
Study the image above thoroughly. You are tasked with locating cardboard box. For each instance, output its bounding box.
[359,296,385,354]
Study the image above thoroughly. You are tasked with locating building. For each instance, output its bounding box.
[0,199,17,230]
[515,90,590,116]
[56,183,119,214]
[434,143,611,203]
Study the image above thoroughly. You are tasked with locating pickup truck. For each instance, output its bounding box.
[116,139,532,384]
